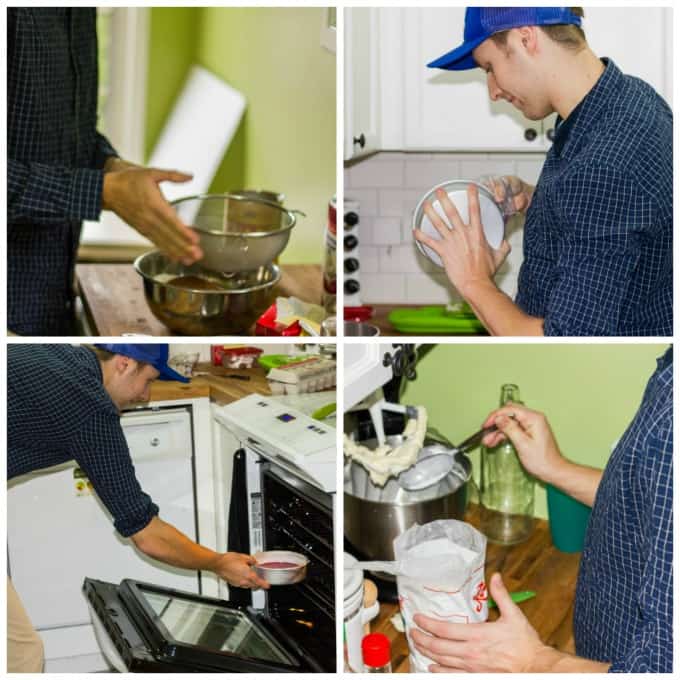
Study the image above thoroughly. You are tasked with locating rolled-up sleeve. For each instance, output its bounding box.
[70,411,159,537]
[92,130,118,170]
[8,157,105,225]
[609,413,673,672]
[542,165,655,336]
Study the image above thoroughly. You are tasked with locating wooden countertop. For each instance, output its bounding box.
[368,504,580,672]
[148,362,271,405]
[76,263,322,336]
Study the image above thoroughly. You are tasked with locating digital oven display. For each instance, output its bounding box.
[277,413,296,423]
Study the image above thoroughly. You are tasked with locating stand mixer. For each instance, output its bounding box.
[343,344,472,600]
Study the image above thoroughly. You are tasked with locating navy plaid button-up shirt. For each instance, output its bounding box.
[8,8,118,336]
[516,59,672,336]
[8,345,158,537]
[574,348,673,671]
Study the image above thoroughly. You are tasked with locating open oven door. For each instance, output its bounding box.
[83,578,313,673]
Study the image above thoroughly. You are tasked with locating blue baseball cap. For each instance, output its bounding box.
[428,7,582,71]
[94,344,189,383]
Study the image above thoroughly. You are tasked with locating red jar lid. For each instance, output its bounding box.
[362,632,391,668]
[344,305,373,322]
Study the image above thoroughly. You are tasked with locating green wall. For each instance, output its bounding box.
[146,7,336,265]
[145,8,200,157]
[401,343,668,518]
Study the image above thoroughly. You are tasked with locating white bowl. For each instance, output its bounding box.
[253,550,309,585]
[413,179,505,267]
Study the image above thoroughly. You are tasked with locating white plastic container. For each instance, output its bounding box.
[344,553,380,673]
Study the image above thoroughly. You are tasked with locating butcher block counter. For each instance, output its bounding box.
[366,504,580,673]
[76,263,322,336]
[148,362,271,405]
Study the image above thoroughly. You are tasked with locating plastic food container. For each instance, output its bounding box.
[412,180,505,267]
[253,551,309,585]
[219,346,264,368]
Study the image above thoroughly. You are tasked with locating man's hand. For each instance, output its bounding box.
[411,573,546,672]
[102,164,202,265]
[213,552,270,590]
[481,403,566,484]
[414,184,511,298]
[479,174,535,218]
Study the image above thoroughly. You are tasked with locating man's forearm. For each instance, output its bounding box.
[543,458,603,507]
[132,516,219,571]
[532,645,611,673]
[463,280,544,336]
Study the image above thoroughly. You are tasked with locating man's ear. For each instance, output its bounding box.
[113,354,132,375]
[517,25,539,55]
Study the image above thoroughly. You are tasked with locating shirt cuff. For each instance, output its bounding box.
[113,501,159,538]
[67,167,105,221]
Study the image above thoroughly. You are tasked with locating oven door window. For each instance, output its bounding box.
[125,581,300,671]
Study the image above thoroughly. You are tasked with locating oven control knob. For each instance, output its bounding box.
[344,258,359,273]
[345,211,359,227]
[344,234,358,250]
[345,279,360,294]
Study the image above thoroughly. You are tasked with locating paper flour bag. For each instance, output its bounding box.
[394,520,488,673]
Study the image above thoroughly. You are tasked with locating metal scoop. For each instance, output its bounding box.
[398,424,498,491]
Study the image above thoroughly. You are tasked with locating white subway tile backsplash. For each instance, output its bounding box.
[344,188,378,217]
[347,157,404,188]
[405,273,461,304]
[377,189,406,217]
[404,159,461,189]
[346,151,545,304]
[355,216,374,245]
[515,156,546,186]
[361,273,406,303]
[496,272,519,299]
[459,159,515,181]
[372,217,403,245]
[378,244,426,274]
[378,188,424,219]
[358,245,380,273]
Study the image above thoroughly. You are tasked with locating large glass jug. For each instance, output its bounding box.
[480,384,535,544]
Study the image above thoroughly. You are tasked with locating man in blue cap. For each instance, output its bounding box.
[414,7,672,336]
[7,343,268,672]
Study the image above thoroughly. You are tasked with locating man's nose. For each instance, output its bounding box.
[487,73,503,101]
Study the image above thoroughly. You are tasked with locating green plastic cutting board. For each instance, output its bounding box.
[388,306,486,334]
[257,354,313,371]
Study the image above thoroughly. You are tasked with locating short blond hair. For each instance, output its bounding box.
[491,8,586,52]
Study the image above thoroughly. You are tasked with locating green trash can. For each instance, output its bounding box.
[546,484,592,553]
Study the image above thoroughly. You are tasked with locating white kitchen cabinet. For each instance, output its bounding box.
[351,7,672,153]
[344,7,382,160]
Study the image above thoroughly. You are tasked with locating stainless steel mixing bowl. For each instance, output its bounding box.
[134,250,280,335]
[344,435,471,568]
[173,193,298,273]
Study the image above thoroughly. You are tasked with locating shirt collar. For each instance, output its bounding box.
[551,58,622,158]
[656,346,673,372]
